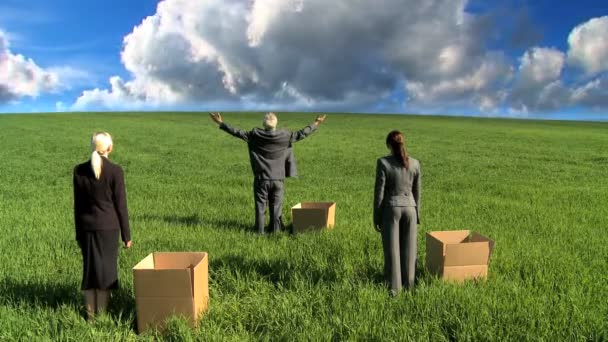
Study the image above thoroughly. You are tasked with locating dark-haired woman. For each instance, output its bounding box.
[373,130,421,294]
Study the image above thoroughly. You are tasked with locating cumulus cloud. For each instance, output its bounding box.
[73,76,163,110]
[72,1,608,115]
[74,0,515,111]
[406,52,513,110]
[507,39,608,113]
[48,66,95,90]
[567,16,608,75]
[571,76,608,109]
[0,30,59,103]
[509,47,570,112]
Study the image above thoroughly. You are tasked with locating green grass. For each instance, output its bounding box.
[0,112,607,340]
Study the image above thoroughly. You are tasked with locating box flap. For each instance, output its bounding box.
[425,233,445,275]
[444,241,490,266]
[133,252,209,298]
[153,252,207,270]
[326,203,336,228]
[192,253,209,315]
[470,232,495,263]
[134,269,193,298]
[428,230,470,244]
[132,253,155,270]
[300,202,335,209]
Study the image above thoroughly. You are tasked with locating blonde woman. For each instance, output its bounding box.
[73,132,132,318]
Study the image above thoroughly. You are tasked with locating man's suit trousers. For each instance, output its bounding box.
[254,179,284,233]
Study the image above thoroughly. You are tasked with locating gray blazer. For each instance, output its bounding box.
[219,123,317,180]
[374,155,421,225]
[286,146,297,177]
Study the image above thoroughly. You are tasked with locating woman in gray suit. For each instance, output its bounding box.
[374,130,421,294]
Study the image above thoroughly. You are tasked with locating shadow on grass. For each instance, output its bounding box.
[108,286,137,330]
[212,254,341,287]
[136,213,253,232]
[0,278,136,328]
[212,253,423,289]
[284,223,295,234]
[0,278,81,309]
[211,229,427,290]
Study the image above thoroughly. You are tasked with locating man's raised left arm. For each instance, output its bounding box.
[291,114,327,142]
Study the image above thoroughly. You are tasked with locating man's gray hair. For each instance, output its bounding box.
[263,112,278,130]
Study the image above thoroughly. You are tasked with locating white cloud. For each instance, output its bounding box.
[70,1,608,116]
[406,52,513,110]
[247,0,304,47]
[519,47,565,84]
[74,0,514,111]
[509,47,570,112]
[0,30,59,102]
[48,66,95,90]
[567,16,608,75]
[571,76,608,109]
[507,43,608,113]
[73,76,150,110]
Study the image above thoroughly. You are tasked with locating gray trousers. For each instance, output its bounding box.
[381,206,418,292]
[254,178,284,234]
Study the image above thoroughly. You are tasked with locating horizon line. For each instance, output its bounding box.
[1,110,607,124]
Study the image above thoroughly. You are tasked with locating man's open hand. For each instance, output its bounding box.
[209,112,223,124]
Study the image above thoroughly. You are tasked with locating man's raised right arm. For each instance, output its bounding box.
[210,112,250,142]
[291,114,327,142]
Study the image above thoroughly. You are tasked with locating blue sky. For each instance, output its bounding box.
[0,0,157,110]
[0,0,606,120]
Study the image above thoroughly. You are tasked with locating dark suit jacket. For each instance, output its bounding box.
[374,155,421,225]
[73,157,131,242]
[219,123,317,180]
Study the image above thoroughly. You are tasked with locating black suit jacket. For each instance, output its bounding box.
[73,157,131,242]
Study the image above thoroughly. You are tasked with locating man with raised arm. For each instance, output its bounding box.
[210,112,326,234]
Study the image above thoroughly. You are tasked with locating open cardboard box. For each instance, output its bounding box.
[426,230,495,282]
[133,252,209,333]
[291,202,336,233]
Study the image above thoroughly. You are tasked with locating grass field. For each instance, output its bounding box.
[0,112,607,341]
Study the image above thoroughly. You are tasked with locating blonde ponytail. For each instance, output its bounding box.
[90,132,113,179]
[91,150,103,179]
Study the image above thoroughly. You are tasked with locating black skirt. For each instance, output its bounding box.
[79,230,119,290]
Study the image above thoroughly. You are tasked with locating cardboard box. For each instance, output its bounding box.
[291,202,336,233]
[133,252,209,333]
[426,230,494,282]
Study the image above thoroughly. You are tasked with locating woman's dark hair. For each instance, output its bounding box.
[386,130,409,170]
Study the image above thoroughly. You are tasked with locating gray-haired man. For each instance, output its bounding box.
[210,112,326,234]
